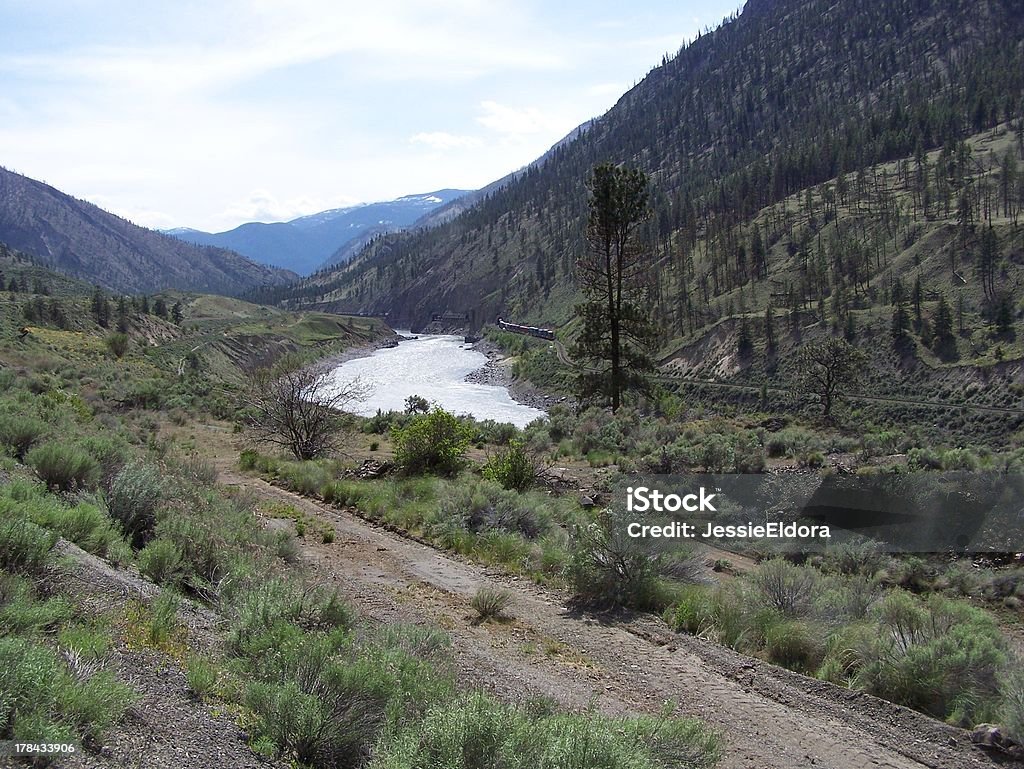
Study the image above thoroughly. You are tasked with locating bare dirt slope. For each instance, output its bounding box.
[217,463,1018,769]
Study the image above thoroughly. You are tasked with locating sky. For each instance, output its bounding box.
[0,1,742,233]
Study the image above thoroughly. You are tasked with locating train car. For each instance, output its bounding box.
[497,318,555,340]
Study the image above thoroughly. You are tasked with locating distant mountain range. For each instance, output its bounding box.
[0,167,294,295]
[166,190,469,276]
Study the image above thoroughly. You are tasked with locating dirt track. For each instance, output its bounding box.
[218,464,1018,769]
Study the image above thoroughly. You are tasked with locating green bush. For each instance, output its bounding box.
[105,333,129,359]
[107,461,163,547]
[567,510,664,610]
[138,538,185,585]
[482,440,536,492]
[1000,668,1024,744]
[26,443,99,491]
[23,497,127,560]
[852,592,1008,724]
[0,414,45,460]
[392,408,473,476]
[439,480,549,540]
[0,515,57,574]
[185,655,218,699]
[0,574,72,635]
[664,584,715,635]
[0,636,134,745]
[751,559,817,617]
[370,692,719,769]
[148,590,181,646]
[239,448,260,470]
[470,587,512,622]
[58,623,112,659]
[764,620,826,673]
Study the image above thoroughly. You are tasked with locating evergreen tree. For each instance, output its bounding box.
[912,275,923,330]
[90,287,110,328]
[737,316,754,358]
[932,295,955,355]
[764,304,776,351]
[573,163,657,412]
[171,301,183,325]
[892,303,910,344]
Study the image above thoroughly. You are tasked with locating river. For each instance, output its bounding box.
[327,334,546,428]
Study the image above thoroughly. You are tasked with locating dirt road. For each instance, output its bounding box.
[218,464,1012,769]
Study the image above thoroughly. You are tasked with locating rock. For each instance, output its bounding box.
[579,495,596,508]
[970,724,1023,756]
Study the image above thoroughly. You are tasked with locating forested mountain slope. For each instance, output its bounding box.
[0,167,295,295]
[258,0,1024,347]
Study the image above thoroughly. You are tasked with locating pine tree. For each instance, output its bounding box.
[573,163,657,412]
[932,294,954,355]
[764,304,776,351]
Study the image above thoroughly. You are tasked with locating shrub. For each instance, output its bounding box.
[482,440,535,492]
[751,559,816,617]
[764,620,826,673]
[28,499,127,560]
[567,510,664,610]
[1000,668,1024,744]
[370,692,720,769]
[58,623,112,660]
[107,461,163,547]
[440,480,548,540]
[0,637,134,745]
[26,443,99,491]
[105,333,130,359]
[0,414,45,460]
[0,515,57,574]
[470,587,512,622]
[148,590,181,646]
[138,538,185,584]
[664,584,714,635]
[853,592,1008,724]
[0,574,72,635]
[185,655,218,699]
[392,408,473,476]
[239,448,260,470]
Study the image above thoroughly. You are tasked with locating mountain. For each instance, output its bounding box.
[168,190,469,276]
[262,0,1024,343]
[0,167,294,295]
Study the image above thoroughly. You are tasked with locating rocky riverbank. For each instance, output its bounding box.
[467,339,570,414]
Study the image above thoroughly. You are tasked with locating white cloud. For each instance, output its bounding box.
[476,100,564,137]
[212,189,362,229]
[410,132,483,150]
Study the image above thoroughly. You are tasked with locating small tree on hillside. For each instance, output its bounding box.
[248,355,367,460]
[796,337,867,417]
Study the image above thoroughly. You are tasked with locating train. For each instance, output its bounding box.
[496,318,556,341]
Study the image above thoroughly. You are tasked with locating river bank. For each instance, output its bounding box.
[467,339,570,413]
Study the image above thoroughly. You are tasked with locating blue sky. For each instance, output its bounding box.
[0,1,742,232]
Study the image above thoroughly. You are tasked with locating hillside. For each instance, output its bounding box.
[0,167,296,295]
[262,0,1024,355]
[168,189,468,276]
